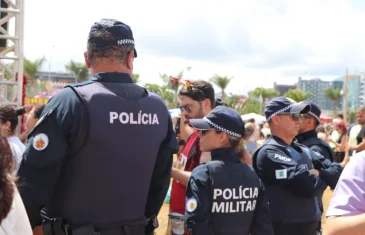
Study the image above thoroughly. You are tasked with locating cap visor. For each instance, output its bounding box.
[189,118,214,130]
[290,103,311,114]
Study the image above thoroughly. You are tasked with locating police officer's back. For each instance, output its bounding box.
[17,19,178,235]
[252,97,328,235]
[185,106,273,235]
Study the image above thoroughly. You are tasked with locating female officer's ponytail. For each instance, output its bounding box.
[0,105,26,135]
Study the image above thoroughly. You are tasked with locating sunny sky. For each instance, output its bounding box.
[23,0,365,95]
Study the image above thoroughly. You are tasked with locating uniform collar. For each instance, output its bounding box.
[211,147,240,162]
[270,135,302,152]
[92,72,133,83]
[296,130,317,142]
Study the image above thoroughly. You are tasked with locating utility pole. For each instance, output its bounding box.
[343,68,348,124]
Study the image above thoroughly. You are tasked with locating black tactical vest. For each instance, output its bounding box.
[206,152,261,235]
[253,137,322,224]
[47,81,169,229]
[299,137,334,162]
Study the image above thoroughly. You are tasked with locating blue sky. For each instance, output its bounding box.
[23,0,365,95]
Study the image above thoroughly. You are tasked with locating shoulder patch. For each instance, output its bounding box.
[186,198,198,212]
[275,169,287,179]
[33,133,49,151]
[272,153,292,162]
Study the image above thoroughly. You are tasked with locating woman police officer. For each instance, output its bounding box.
[184,106,273,235]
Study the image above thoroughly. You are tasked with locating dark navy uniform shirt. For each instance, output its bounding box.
[296,130,342,190]
[185,147,273,235]
[17,73,178,228]
[296,130,333,161]
[255,136,327,198]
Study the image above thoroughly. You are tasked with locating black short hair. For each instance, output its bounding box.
[178,80,215,109]
[32,104,45,119]
[87,30,134,65]
[336,113,344,119]
[214,98,228,107]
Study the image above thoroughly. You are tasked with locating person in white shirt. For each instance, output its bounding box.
[0,129,32,235]
[0,105,26,170]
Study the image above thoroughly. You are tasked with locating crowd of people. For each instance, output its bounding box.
[0,18,363,235]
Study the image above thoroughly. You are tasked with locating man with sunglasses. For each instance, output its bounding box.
[168,80,215,235]
[296,101,343,234]
[18,19,178,235]
[252,97,329,235]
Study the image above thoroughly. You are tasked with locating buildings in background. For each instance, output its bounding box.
[273,82,296,96]
[297,77,343,111]
[35,71,75,83]
[273,75,365,113]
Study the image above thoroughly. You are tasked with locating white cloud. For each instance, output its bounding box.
[22,0,365,95]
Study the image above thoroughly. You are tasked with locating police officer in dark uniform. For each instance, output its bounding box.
[296,101,343,234]
[252,97,331,235]
[297,102,335,162]
[17,19,178,235]
[185,106,274,235]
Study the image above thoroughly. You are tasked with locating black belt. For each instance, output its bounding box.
[73,225,149,235]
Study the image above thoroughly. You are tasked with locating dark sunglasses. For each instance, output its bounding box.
[179,104,196,113]
[276,112,302,120]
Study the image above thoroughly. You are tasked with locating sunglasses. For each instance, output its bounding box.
[179,104,197,113]
[276,112,302,120]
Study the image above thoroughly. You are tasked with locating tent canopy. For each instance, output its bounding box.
[241,113,266,123]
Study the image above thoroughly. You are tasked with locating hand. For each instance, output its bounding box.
[309,169,319,176]
[346,146,353,152]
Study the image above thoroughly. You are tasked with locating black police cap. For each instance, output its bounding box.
[88,19,137,58]
[189,106,244,138]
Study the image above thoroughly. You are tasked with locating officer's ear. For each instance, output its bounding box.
[219,132,230,146]
[271,115,280,126]
[84,52,91,68]
[125,50,134,70]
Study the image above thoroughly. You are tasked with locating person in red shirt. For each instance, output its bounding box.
[168,80,215,235]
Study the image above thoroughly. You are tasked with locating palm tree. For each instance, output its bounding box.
[23,57,46,96]
[131,73,140,83]
[144,83,175,108]
[65,60,89,83]
[24,56,46,85]
[210,75,233,100]
[249,88,279,114]
[144,83,162,94]
[324,88,342,115]
[225,94,244,108]
[284,88,314,102]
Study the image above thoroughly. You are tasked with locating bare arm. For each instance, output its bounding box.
[171,167,191,186]
[324,214,365,235]
[352,137,365,152]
